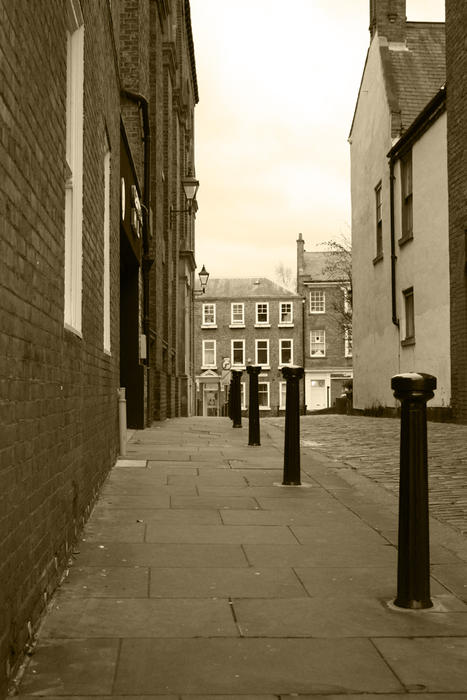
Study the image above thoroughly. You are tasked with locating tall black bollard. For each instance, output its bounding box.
[391,372,436,610]
[231,370,243,428]
[246,365,261,446]
[282,366,304,485]
[228,378,233,420]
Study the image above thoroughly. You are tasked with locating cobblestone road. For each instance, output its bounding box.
[267,415,467,536]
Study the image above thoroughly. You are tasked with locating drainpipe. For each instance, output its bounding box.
[389,159,399,327]
[121,89,154,424]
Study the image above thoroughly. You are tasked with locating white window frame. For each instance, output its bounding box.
[344,326,352,358]
[309,290,325,314]
[64,1,84,334]
[202,339,216,368]
[240,382,247,410]
[402,287,415,343]
[279,301,293,326]
[279,338,293,366]
[230,302,245,327]
[103,145,111,353]
[255,339,269,367]
[202,303,216,327]
[279,381,287,410]
[231,339,245,367]
[255,302,270,326]
[310,330,326,357]
[342,287,352,314]
[258,381,270,410]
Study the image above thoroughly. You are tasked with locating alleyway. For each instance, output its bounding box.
[11,416,467,698]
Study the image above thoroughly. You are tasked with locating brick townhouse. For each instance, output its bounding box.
[194,279,303,417]
[0,0,200,692]
[296,234,353,411]
[446,0,467,423]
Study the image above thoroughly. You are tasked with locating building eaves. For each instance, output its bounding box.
[197,278,300,300]
[387,84,446,160]
[184,0,199,104]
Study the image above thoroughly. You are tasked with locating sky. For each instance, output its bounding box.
[189,0,445,283]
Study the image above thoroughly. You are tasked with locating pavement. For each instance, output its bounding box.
[10,415,467,699]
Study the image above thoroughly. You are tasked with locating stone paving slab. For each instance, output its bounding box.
[97,492,171,509]
[170,495,260,510]
[89,507,222,525]
[59,566,149,598]
[113,638,404,695]
[18,639,119,695]
[432,563,467,601]
[243,542,397,567]
[373,637,467,692]
[149,567,306,598]
[144,523,298,544]
[77,542,249,567]
[39,598,238,638]
[232,595,467,638]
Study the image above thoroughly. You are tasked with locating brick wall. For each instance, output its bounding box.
[0,0,120,691]
[446,0,467,423]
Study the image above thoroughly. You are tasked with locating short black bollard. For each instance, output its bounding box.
[231,370,243,428]
[246,365,262,446]
[282,366,304,485]
[391,372,436,610]
[228,379,233,420]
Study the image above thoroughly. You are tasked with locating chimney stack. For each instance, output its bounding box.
[296,233,305,288]
[369,0,406,43]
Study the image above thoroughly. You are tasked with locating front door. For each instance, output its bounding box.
[306,378,327,411]
[203,387,219,416]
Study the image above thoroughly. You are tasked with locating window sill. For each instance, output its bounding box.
[201,324,217,329]
[255,323,271,328]
[229,324,245,329]
[256,365,270,370]
[278,323,294,328]
[201,366,217,371]
[64,323,83,340]
[373,253,384,265]
[401,337,415,347]
[278,364,293,369]
[259,406,271,411]
[309,311,325,315]
[398,233,413,248]
[310,355,326,359]
[231,365,246,371]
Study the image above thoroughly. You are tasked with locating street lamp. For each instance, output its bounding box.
[170,171,200,226]
[195,264,209,295]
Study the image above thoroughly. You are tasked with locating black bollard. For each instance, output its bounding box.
[231,370,243,428]
[282,366,304,485]
[391,372,436,610]
[228,379,233,420]
[246,365,262,446]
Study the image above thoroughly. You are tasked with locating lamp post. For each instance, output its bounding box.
[171,171,200,226]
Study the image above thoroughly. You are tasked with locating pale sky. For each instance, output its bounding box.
[190,0,445,282]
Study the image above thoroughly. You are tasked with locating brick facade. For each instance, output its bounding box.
[194,279,303,417]
[296,235,353,411]
[446,0,467,423]
[0,0,120,691]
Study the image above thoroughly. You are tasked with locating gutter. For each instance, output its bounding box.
[389,159,399,327]
[121,89,154,424]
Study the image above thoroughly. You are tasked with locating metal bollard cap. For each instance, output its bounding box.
[391,372,437,395]
[281,365,304,380]
[246,365,262,375]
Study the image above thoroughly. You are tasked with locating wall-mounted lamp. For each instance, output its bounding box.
[170,172,200,226]
[194,264,210,295]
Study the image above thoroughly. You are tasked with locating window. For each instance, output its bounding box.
[402,287,415,344]
[310,330,326,357]
[344,326,352,358]
[64,0,84,333]
[202,339,216,367]
[401,152,413,241]
[310,290,325,313]
[255,302,269,325]
[343,287,352,314]
[258,381,270,409]
[255,339,269,367]
[279,381,287,410]
[202,303,216,326]
[231,302,244,326]
[279,339,293,365]
[103,146,111,353]
[279,302,293,324]
[231,339,245,366]
[375,181,383,259]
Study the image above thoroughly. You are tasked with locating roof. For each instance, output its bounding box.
[383,22,445,135]
[197,278,299,300]
[301,251,347,282]
[349,21,445,140]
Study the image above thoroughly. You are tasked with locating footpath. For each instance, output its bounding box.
[11,416,467,699]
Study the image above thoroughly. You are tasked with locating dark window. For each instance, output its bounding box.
[375,182,383,258]
[401,152,413,240]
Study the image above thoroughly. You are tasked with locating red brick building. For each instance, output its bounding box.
[296,235,353,411]
[0,0,200,691]
[446,0,467,423]
[194,279,303,416]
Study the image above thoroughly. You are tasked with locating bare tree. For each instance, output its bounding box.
[320,234,352,338]
[274,262,295,292]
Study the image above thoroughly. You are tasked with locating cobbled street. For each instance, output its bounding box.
[267,414,467,536]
